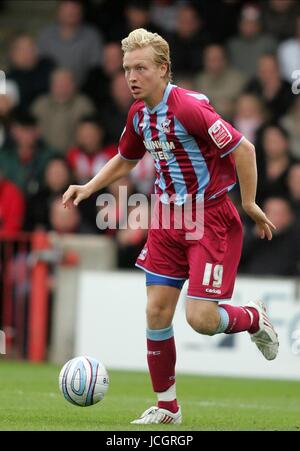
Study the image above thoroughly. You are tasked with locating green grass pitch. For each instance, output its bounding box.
[1,360,300,431]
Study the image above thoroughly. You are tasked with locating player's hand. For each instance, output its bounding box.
[62,184,92,208]
[242,202,276,240]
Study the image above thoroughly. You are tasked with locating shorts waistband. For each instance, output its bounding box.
[204,193,229,208]
[158,193,229,210]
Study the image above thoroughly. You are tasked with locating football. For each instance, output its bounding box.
[59,356,109,407]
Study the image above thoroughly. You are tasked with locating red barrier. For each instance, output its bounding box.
[28,231,50,362]
[1,231,78,361]
[0,231,50,360]
[0,232,31,357]
[2,239,14,352]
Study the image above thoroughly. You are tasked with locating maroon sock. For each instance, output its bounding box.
[147,336,178,412]
[247,307,260,334]
[219,304,259,334]
[158,399,178,414]
[147,336,176,391]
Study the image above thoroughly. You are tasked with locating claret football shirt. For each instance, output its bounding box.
[118,83,244,205]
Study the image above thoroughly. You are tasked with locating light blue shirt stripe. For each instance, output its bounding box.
[173,117,210,200]
[142,83,175,196]
[146,82,176,114]
[133,112,140,135]
[186,92,209,103]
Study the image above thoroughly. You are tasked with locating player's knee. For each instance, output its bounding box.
[186,309,217,336]
[146,303,173,329]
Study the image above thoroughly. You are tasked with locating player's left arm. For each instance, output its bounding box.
[232,138,276,240]
[178,98,276,239]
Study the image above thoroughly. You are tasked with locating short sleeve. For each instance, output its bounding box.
[118,105,146,161]
[182,101,244,158]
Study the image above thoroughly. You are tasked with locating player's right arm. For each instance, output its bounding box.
[62,154,137,208]
[63,103,146,208]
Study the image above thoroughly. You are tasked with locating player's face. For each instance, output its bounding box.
[123,46,167,105]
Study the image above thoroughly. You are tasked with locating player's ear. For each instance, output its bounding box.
[159,63,168,79]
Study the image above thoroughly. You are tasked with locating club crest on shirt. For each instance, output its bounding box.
[208,119,232,149]
[161,119,171,133]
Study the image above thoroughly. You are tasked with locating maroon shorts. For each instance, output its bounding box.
[136,196,243,301]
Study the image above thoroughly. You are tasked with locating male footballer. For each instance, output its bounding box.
[63,29,279,425]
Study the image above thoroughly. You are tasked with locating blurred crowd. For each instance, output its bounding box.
[0,0,300,275]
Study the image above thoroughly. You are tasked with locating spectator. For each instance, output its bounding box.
[7,34,55,113]
[0,170,25,237]
[168,3,211,77]
[66,115,155,198]
[102,174,150,267]
[278,15,300,83]
[194,44,246,120]
[24,157,72,231]
[227,4,277,79]
[32,68,95,153]
[84,0,125,42]
[102,42,124,79]
[287,164,300,221]
[45,158,99,235]
[262,0,300,42]
[123,1,163,36]
[82,42,123,107]
[0,113,57,197]
[245,54,295,121]
[66,116,116,185]
[200,0,243,43]
[66,116,118,233]
[94,175,132,242]
[240,197,300,276]
[0,80,19,149]
[116,204,149,269]
[280,97,300,160]
[256,125,293,203]
[233,94,267,144]
[49,196,82,234]
[99,71,133,144]
[37,0,103,85]
[99,0,163,42]
[172,76,195,91]
[150,0,180,34]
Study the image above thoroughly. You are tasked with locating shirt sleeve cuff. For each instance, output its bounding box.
[118,149,143,161]
[220,136,245,158]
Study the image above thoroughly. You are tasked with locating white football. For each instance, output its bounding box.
[59,356,109,406]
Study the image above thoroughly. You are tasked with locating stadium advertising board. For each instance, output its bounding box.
[76,272,300,380]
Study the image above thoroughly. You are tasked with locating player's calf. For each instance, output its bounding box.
[186,298,260,337]
[186,299,220,335]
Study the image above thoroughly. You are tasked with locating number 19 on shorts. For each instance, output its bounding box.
[202,263,223,288]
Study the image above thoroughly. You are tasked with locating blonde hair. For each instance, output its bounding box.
[121,28,172,82]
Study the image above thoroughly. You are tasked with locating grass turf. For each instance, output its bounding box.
[0,360,300,431]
